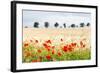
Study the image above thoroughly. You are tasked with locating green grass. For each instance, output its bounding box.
[23,45,91,63]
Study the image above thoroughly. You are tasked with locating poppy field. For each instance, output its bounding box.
[22,28,91,63]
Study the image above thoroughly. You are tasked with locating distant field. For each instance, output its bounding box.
[23,28,91,42]
[22,27,91,63]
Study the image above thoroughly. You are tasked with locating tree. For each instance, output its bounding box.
[24,26,28,28]
[80,23,85,27]
[33,22,39,28]
[54,22,59,28]
[87,23,90,27]
[71,24,76,28]
[44,22,49,28]
[63,23,66,28]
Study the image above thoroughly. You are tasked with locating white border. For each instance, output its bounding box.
[16,4,96,70]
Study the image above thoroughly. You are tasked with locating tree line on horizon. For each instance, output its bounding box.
[24,22,90,28]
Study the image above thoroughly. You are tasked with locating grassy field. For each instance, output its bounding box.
[22,27,91,63]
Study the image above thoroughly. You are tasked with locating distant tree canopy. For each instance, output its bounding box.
[63,23,66,28]
[44,22,49,28]
[71,24,76,28]
[24,26,28,28]
[33,22,39,28]
[87,23,90,27]
[54,22,59,28]
[80,23,85,27]
[31,22,91,28]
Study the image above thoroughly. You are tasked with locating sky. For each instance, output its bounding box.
[23,10,91,28]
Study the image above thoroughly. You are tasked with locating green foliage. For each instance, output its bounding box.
[23,45,91,63]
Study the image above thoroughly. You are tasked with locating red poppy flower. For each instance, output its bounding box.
[45,40,52,44]
[52,49,55,54]
[37,49,42,53]
[80,41,85,48]
[24,43,29,47]
[83,44,85,48]
[68,44,73,51]
[35,40,38,43]
[71,42,77,47]
[68,47,73,52]
[52,46,55,49]
[62,44,73,52]
[46,55,51,60]
[30,40,33,42]
[80,41,83,46]
[61,38,63,42]
[58,52,62,56]
[62,45,69,52]
[43,43,51,51]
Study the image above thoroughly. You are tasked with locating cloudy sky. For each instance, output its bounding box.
[23,10,91,28]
